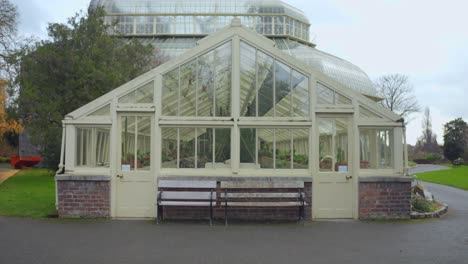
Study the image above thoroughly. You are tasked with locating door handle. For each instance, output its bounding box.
[346,175,353,180]
[117,174,124,179]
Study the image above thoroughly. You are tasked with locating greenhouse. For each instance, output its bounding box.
[56,0,412,221]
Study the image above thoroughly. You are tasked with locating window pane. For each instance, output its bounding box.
[76,128,92,167]
[240,42,257,117]
[161,128,178,168]
[319,120,334,172]
[257,51,274,117]
[258,129,274,168]
[121,116,136,170]
[275,61,291,117]
[317,83,334,104]
[240,128,256,166]
[179,59,197,116]
[136,117,151,171]
[335,118,349,172]
[162,68,179,116]
[88,104,111,117]
[214,128,231,166]
[119,82,154,104]
[292,71,309,117]
[198,50,214,117]
[214,42,232,117]
[179,128,196,168]
[360,128,393,169]
[197,128,213,168]
[276,129,291,169]
[95,128,110,168]
[293,129,309,169]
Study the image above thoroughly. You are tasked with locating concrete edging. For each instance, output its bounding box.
[359,176,413,183]
[411,203,449,219]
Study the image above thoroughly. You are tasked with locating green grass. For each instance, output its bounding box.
[0,169,56,218]
[415,165,468,190]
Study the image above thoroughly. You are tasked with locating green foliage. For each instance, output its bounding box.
[0,156,10,163]
[415,165,468,190]
[411,196,439,213]
[16,8,159,168]
[425,153,442,162]
[0,169,55,217]
[443,118,467,162]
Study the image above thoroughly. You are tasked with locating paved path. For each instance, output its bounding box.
[0,168,18,185]
[1,183,467,263]
[409,164,452,174]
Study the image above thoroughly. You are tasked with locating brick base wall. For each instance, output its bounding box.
[359,179,411,220]
[161,182,312,221]
[57,178,111,218]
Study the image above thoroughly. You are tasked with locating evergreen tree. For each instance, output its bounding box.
[443,118,467,162]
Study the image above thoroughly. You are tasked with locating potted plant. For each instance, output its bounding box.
[335,148,348,172]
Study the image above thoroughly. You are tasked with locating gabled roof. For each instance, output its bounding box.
[67,18,400,122]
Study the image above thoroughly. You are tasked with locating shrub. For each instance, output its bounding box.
[412,196,439,213]
[425,153,442,162]
[0,157,11,163]
[453,158,464,167]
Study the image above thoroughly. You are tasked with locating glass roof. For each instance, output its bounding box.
[90,0,310,24]
[139,37,377,97]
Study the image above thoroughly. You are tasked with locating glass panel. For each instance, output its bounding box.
[198,50,215,117]
[335,118,349,172]
[275,61,291,117]
[88,104,111,117]
[317,83,334,104]
[214,42,232,117]
[336,93,352,105]
[135,16,154,34]
[119,81,154,104]
[274,16,284,35]
[360,128,393,169]
[240,128,256,167]
[162,68,179,116]
[292,70,309,117]
[293,129,309,169]
[136,117,151,171]
[179,59,197,116]
[214,128,231,167]
[275,129,291,169]
[95,128,110,168]
[121,116,136,170]
[76,128,92,167]
[360,106,382,119]
[197,128,213,168]
[319,120,334,172]
[179,128,196,168]
[161,128,178,168]
[240,42,257,117]
[258,129,274,168]
[257,51,274,117]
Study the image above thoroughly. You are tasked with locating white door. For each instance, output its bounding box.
[314,117,354,219]
[116,114,156,218]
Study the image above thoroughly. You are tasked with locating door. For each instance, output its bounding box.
[314,117,354,219]
[116,114,156,218]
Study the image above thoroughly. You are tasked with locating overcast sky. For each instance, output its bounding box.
[11,0,468,145]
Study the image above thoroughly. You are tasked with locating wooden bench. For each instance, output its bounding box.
[221,186,306,225]
[157,180,216,225]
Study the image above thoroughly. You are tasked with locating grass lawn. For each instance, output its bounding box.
[415,165,468,191]
[0,169,56,218]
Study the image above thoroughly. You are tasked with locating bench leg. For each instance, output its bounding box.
[210,189,213,226]
[224,189,228,226]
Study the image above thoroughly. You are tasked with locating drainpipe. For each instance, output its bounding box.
[55,121,66,209]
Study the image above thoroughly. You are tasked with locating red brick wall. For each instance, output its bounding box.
[57,180,110,218]
[359,181,411,220]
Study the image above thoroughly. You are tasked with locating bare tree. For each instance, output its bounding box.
[374,74,420,123]
[416,107,439,153]
[0,0,18,78]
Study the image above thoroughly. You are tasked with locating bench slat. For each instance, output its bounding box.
[221,188,303,193]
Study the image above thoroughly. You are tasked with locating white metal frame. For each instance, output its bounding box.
[60,21,406,218]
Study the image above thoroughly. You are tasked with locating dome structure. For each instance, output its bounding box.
[90,0,377,97]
